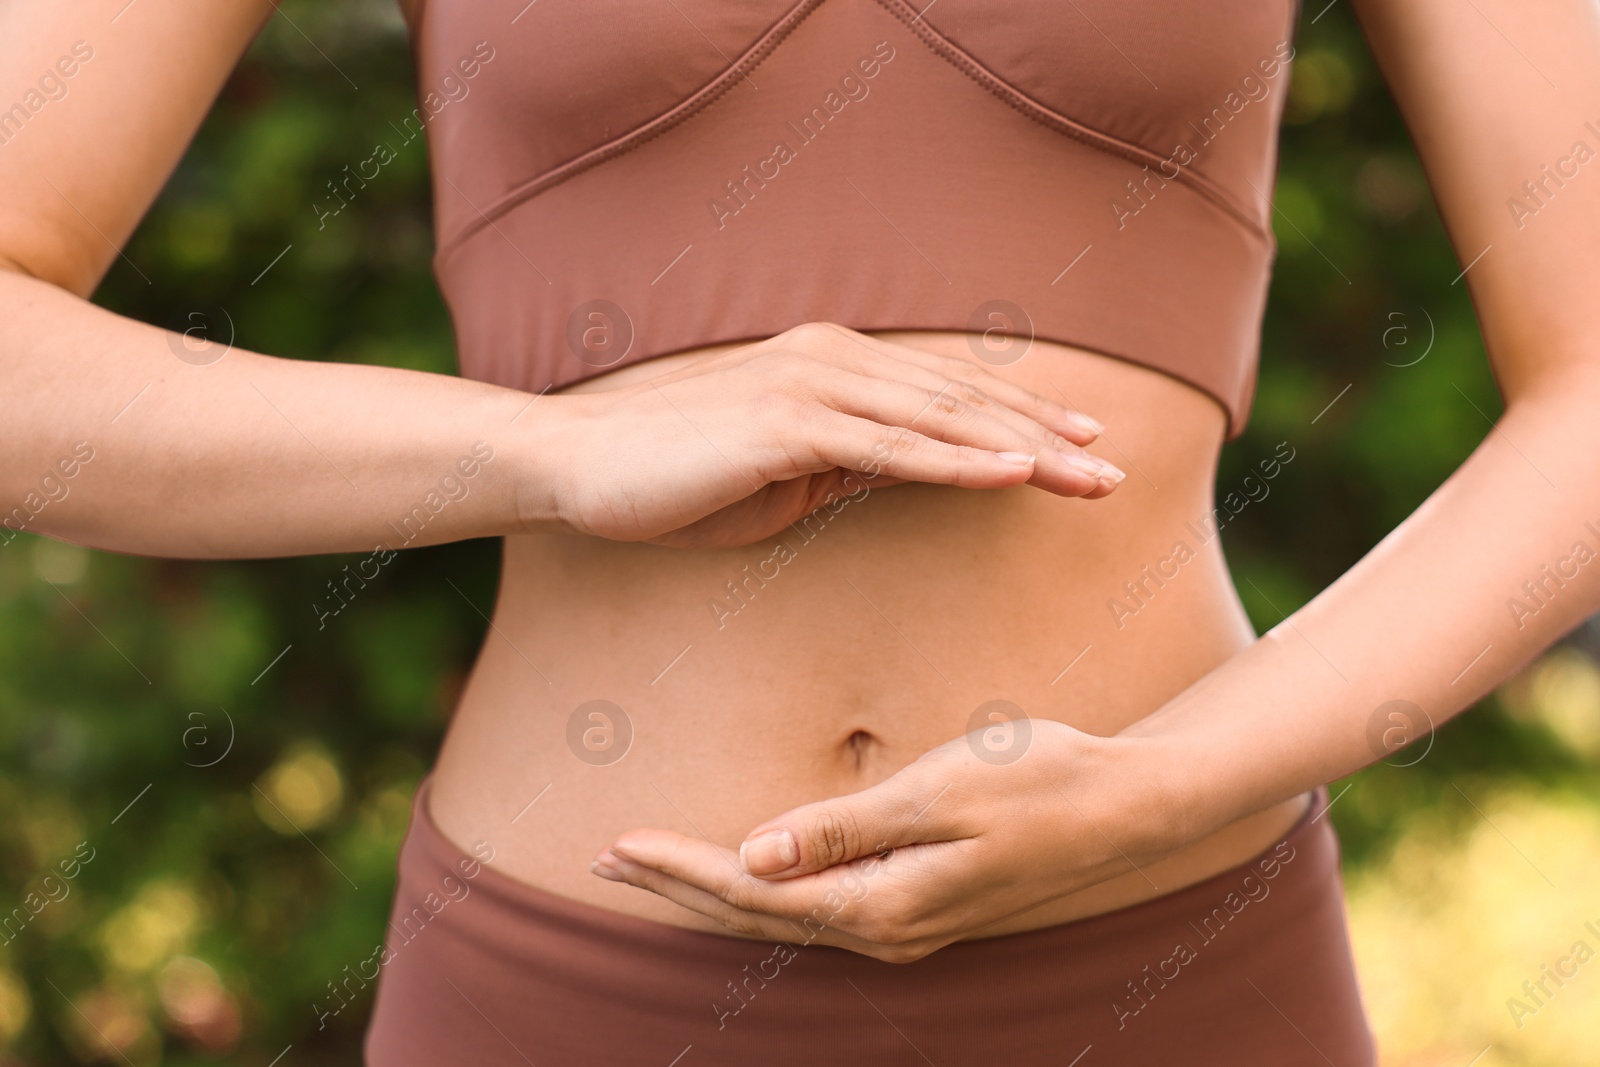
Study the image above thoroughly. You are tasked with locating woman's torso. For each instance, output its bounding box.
[409,0,1306,939]
[427,331,1309,938]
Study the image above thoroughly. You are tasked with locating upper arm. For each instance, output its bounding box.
[1350,0,1600,398]
[0,0,275,295]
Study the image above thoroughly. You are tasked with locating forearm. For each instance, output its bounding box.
[1,268,559,558]
[1123,371,1600,840]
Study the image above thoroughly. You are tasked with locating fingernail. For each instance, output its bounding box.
[1062,453,1105,478]
[741,829,799,874]
[590,858,625,882]
[997,451,1036,466]
[1066,412,1104,436]
[1098,464,1126,487]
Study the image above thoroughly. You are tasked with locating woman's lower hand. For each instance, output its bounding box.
[590,720,1182,962]
[523,322,1124,549]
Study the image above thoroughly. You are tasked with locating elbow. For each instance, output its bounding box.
[0,252,40,287]
[0,245,106,300]
[1503,359,1600,428]
[1498,368,1600,505]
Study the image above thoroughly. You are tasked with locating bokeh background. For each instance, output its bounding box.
[2,2,1597,1063]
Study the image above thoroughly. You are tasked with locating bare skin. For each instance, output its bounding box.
[3,0,1290,941]
[586,0,1600,962]
[5,0,1600,973]
[427,330,1311,938]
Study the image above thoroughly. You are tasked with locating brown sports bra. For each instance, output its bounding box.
[402,0,1300,438]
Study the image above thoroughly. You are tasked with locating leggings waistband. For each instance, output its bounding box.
[366,779,1374,1066]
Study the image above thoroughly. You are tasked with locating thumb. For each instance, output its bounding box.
[738,764,954,879]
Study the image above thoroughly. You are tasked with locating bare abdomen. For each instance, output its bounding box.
[427,332,1307,936]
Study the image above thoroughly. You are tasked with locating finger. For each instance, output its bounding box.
[802,412,1036,492]
[735,766,967,880]
[809,369,1123,497]
[808,324,1105,446]
[601,828,995,959]
[756,327,1119,489]
[803,411,1120,497]
[644,465,911,549]
[600,828,903,931]
[815,356,1107,470]
[871,351,1105,447]
[592,842,810,942]
[794,466,909,510]
[595,844,925,956]
[788,337,1125,492]
[600,831,839,930]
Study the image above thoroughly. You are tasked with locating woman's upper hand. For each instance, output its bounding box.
[590,720,1181,962]
[522,322,1124,548]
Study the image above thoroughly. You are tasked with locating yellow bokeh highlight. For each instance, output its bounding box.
[1284,48,1356,124]
[99,880,203,974]
[1348,789,1600,1066]
[1502,648,1600,760]
[16,796,85,873]
[253,742,344,833]
[0,969,31,1046]
[357,783,416,843]
[31,538,89,585]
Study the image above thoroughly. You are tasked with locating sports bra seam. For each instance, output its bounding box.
[433,0,1272,259]
[872,0,1269,241]
[436,0,828,259]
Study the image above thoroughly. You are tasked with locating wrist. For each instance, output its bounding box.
[1092,732,1209,863]
[499,391,584,535]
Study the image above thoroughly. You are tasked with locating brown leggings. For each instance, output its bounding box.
[365,781,1375,1065]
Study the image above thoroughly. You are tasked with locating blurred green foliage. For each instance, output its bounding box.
[1,2,1596,1064]
[2,4,482,1063]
